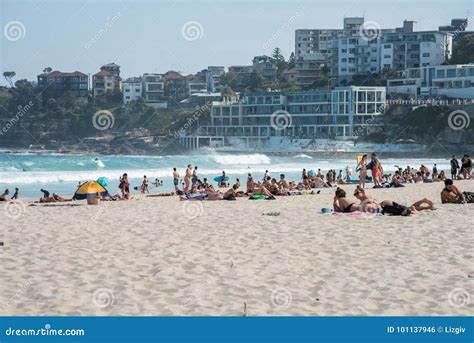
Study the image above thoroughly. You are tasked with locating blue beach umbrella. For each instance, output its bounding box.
[96,177,110,187]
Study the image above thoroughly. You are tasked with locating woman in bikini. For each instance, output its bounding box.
[357,154,368,188]
[333,188,359,213]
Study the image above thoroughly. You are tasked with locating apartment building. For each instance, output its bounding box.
[142,73,166,108]
[294,18,364,87]
[122,77,142,104]
[93,63,121,97]
[37,70,88,98]
[380,31,452,71]
[387,64,474,98]
[196,86,386,139]
[164,71,188,99]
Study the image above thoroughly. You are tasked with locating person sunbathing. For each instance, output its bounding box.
[333,188,359,213]
[441,179,473,204]
[254,184,274,198]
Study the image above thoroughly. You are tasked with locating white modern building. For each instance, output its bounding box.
[380,31,452,71]
[194,86,386,141]
[387,64,474,98]
[122,77,142,104]
[142,73,167,108]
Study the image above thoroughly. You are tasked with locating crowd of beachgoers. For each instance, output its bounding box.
[1,153,472,216]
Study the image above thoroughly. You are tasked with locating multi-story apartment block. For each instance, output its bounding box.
[439,18,469,32]
[206,66,225,92]
[93,63,121,97]
[142,73,166,108]
[380,31,452,71]
[294,18,365,87]
[196,86,386,140]
[387,64,474,99]
[122,77,142,104]
[228,65,254,88]
[37,70,89,98]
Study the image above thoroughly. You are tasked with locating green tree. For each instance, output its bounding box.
[450,33,474,64]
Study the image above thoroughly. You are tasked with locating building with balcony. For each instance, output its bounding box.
[387,64,474,98]
[122,77,142,104]
[164,71,188,99]
[37,70,88,98]
[195,86,386,140]
[93,63,121,97]
[380,31,452,71]
[142,73,166,108]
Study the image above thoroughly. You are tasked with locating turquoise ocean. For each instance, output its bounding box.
[0,151,452,199]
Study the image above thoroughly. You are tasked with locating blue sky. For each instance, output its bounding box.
[1,0,473,86]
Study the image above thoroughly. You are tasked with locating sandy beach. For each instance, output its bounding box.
[1,180,473,316]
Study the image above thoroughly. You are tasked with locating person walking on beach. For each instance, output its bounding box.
[141,175,149,194]
[173,168,180,193]
[192,166,199,185]
[450,155,460,180]
[184,164,193,192]
[461,154,472,179]
[11,187,19,200]
[356,154,368,188]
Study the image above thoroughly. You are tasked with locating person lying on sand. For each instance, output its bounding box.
[37,193,73,203]
[333,188,360,213]
[353,186,435,215]
[441,179,473,204]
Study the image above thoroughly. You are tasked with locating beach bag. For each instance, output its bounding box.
[381,202,411,216]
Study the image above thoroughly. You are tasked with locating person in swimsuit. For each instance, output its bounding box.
[192,166,199,185]
[141,175,149,194]
[40,189,50,199]
[333,188,358,213]
[173,168,180,192]
[441,179,467,204]
[11,188,19,200]
[0,189,10,202]
[461,154,472,179]
[184,164,193,192]
[219,171,228,188]
[450,155,460,180]
[356,154,368,188]
[246,174,256,194]
[370,153,381,187]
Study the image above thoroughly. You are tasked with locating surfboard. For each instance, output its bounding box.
[214,176,230,182]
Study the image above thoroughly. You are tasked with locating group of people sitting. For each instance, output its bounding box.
[333,186,436,216]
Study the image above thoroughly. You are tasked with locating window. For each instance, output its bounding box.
[384,44,391,48]
[125,96,130,99]
[125,89,130,92]
[135,88,140,92]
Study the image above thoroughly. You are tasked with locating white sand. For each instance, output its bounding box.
[1,180,473,316]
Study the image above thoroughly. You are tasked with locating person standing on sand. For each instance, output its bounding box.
[184,164,193,192]
[370,153,381,187]
[141,175,149,194]
[356,154,368,188]
[173,168,180,193]
[192,166,199,185]
[461,154,472,179]
[450,155,460,180]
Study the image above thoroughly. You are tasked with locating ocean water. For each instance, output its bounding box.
[0,151,452,199]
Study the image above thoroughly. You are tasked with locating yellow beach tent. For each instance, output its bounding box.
[73,181,109,200]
